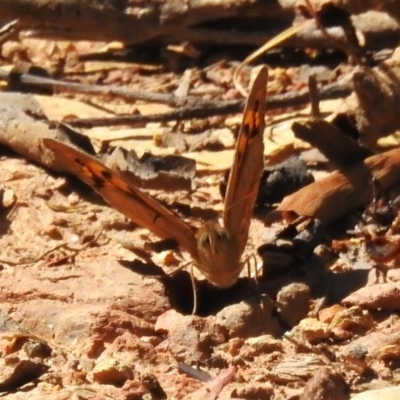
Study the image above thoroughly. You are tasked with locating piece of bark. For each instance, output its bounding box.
[342,282,400,310]
[350,65,400,146]
[177,362,212,383]
[0,92,195,192]
[0,0,399,50]
[292,119,373,167]
[339,320,400,361]
[278,148,400,225]
[302,0,400,20]
[187,366,236,400]
[291,48,400,151]
[0,92,90,167]
[299,367,349,400]
[331,48,400,146]
[0,68,352,124]
[104,146,196,192]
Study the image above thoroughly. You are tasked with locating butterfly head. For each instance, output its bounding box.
[195,222,244,288]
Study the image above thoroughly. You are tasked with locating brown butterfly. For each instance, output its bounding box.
[43,66,267,291]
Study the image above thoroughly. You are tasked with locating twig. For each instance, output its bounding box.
[187,366,236,400]
[0,229,104,266]
[308,74,320,119]
[0,19,19,45]
[69,102,241,128]
[0,68,353,128]
[0,0,398,49]
[0,68,179,106]
[1,328,76,358]
[69,80,352,128]
[303,0,365,64]
[233,21,313,96]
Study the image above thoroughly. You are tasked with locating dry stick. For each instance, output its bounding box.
[1,329,77,359]
[0,68,178,106]
[303,0,365,65]
[233,21,313,97]
[0,0,398,48]
[0,229,104,266]
[308,74,321,119]
[0,19,18,45]
[0,68,353,128]
[69,81,352,128]
[71,103,241,128]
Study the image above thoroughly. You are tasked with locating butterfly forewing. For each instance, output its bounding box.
[194,67,267,288]
[223,67,267,257]
[43,139,199,259]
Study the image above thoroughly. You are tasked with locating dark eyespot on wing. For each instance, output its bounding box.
[101,169,112,181]
[253,99,259,112]
[249,106,260,139]
[243,122,250,136]
[76,158,86,167]
[91,173,106,190]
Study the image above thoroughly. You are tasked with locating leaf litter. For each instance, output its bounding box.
[1,14,400,400]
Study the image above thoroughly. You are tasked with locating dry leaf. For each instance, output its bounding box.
[278,148,400,224]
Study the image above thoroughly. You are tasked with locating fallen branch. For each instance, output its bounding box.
[278,148,400,225]
[0,0,399,50]
[0,92,197,192]
[0,68,353,127]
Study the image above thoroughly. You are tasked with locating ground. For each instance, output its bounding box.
[0,37,400,400]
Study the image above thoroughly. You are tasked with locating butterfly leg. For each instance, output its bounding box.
[371,263,389,283]
[189,264,198,316]
[243,253,265,308]
[244,253,260,282]
[166,261,191,276]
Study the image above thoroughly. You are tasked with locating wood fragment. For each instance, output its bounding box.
[0,68,353,128]
[292,119,372,167]
[278,148,400,225]
[187,366,236,400]
[0,0,399,50]
[342,282,400,310]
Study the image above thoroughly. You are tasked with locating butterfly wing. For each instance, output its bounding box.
[43,138,199,259]
[223,67,267,256]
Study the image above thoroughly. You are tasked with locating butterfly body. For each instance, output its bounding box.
[195,222,243,288]
[43,66,268,289]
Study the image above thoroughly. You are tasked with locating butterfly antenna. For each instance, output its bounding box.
[222,188,260,220]
[210,210,224,226]
[209,188,261,227]
[243,253,260,286]
[167,261,198,315]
